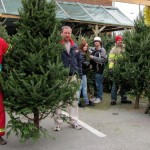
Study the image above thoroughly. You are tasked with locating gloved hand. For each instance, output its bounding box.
[0,64,2,72]
[84,61,90,66]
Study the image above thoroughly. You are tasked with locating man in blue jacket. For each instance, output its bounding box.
[54,26,82,131]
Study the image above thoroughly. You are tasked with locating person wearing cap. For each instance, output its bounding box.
[0,37,9,145]
[90,37,107,103]
[108,35,132,105]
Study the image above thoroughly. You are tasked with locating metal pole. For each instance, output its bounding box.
[1,0,6,12]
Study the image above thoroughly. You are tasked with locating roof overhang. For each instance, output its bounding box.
[0,14,19,19]
[111,0,150,6]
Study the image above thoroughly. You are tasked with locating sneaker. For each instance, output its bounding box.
[54,125,61,131]
[121,100,132,104]
[111,101,116,105]
[90,97,96,102]
[93,98,101,104]
[69,122,82,130]
[0,137,7,145]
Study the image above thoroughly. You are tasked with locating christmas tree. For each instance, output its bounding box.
[123,15,150,108]
[0,23,10,42]
[2,0,78,142]
[110,15,150,109]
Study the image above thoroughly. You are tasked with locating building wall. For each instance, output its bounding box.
[56,0,112,6]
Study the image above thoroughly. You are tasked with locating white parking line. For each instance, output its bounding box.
[62,111,106,138]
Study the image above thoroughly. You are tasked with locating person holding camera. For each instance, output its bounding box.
[90,37,107,104]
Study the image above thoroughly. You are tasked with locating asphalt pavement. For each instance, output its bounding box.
[1,99,150,150]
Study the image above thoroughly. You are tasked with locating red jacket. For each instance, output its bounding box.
[0,37,8,136]
[0,37,8,64]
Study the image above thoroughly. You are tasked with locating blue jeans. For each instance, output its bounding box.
[77,75,89,104]
[94,73,103,100]
[111,83,127,102]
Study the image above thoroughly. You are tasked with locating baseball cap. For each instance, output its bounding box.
[94,37,101,42]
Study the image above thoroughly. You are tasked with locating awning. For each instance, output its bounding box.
[0,0,134,33]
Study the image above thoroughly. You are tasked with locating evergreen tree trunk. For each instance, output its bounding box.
[33,108,39,128]
[135,94,141,109]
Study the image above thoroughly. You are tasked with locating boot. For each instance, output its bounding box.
[0,136,7,145]
[121,95,132,104]
[111,100,116,105]
[121,100,132,104]
[86,100,95,106]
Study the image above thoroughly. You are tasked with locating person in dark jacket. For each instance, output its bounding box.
[0,37,8,145]
[54,26,82,131]
[90,37,107,104]
[78,38,94,107]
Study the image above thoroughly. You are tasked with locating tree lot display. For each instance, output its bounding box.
[1,1,150,142]
[2,0,79,142]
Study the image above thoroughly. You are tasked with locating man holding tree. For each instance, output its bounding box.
[108,35,132,105]
[0,37,8,145]
[53,26,82,131]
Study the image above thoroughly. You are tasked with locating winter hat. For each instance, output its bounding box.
[115,35,123,43]
[94,37,101,42]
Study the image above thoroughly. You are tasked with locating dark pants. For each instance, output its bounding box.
[111,83,127,102]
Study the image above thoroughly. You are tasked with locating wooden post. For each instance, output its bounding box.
[92,25,106,36]
[95,24,99,36]
[92,24,99,36]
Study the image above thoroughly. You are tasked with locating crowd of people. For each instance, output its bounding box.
[53,25,132,132]
[0,25,132,145]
